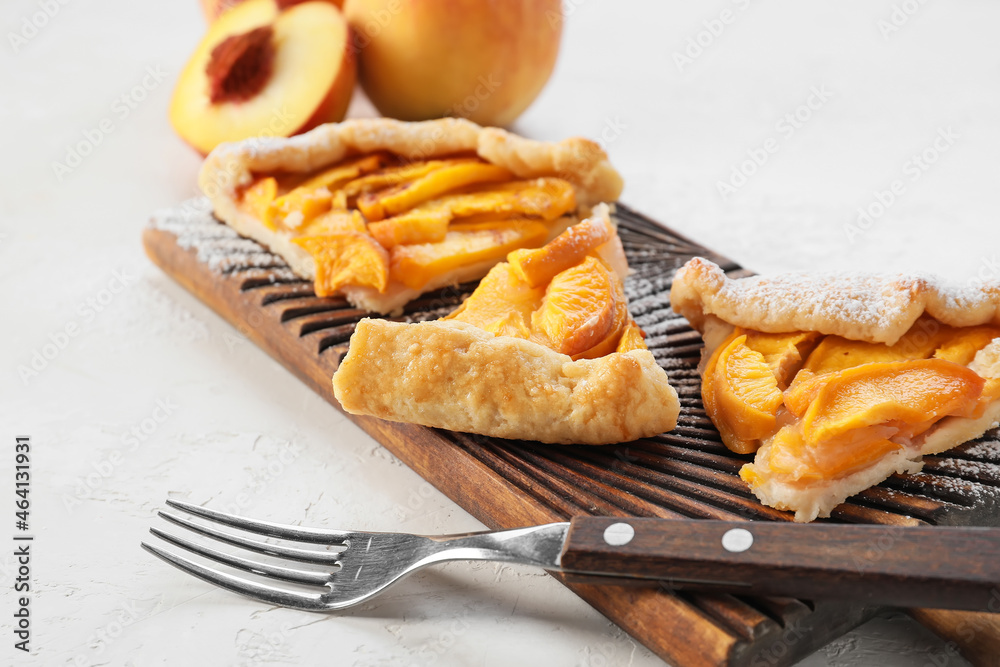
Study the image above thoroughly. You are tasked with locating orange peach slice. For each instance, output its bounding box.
[242,176,278,227]
[339,159,477,199]
[592,233,629,282]
[358,162,512,221]
[570,295,629,361]
[615,321,648,354]
[368,211,451,248]
[801,359,985,445]
[530,257,618,357]
[267,187,333,230]
[267,155,389,229]
[299,209,367,236]
[707,334,784,454]
[294,232,389,296]
[446,262,544,337]
[934,327,1000,365]
[743,331,821,388]
[802,321,948,376]
[171,0,355,155]
[485,312,534,340]
[763,424,903,482]
[783,370,831,418]
[297,153,390,192]
[508,214,613,288]
[453,178,576,221]
[367,177,576,248]
[389,220,548,290]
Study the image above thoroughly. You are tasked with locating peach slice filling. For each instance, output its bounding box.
[699,320,1000,490]
[703,333,784,455]
[444,216,645,360]
[237,154,580,300]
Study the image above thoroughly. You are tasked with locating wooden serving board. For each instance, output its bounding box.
[144,200,1000,667]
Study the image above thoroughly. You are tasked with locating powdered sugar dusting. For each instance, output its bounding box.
[718,271,919,332]
[672,258,1000,344]
[957,439,1000,462]
[149,198,290,274]
[930,458,1000,485]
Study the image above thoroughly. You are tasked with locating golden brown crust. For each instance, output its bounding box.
[332,319,679,445]
[671,257,1000,345]
[201,118,622,204]
[200,118,623,313]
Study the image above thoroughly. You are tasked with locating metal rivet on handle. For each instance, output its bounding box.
[722,528,754,553]
[603,522,635,546]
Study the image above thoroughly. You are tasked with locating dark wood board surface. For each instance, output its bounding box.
[143,200,1000,667]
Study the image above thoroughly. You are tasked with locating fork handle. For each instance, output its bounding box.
[558,517,1000,611]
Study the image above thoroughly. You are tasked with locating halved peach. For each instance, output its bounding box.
[294,231,389,295]
[171,0,355,155]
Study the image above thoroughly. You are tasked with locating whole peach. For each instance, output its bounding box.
[345,0,563,127]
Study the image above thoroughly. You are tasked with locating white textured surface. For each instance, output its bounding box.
[2,0,997,665]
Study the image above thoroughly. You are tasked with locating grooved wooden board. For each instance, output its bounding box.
[143,200,1000,667]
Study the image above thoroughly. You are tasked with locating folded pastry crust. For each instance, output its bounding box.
[199,118,623,313]
[672,257,1000,345]
[671,257,1000,521]
[333,319,680,445]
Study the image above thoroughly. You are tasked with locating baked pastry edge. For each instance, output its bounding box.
[332,318,680,445]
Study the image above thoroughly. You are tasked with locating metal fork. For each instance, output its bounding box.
[142,498,569,611]
[144,498,1000,612]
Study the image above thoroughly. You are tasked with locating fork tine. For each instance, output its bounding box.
[159,511,343,565]
[141,542,330,612]
[149,527,334,587]
[166,498,352,544]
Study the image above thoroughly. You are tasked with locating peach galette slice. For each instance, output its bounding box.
[671,257,1000,521]
[199,118,623,314]
[332,205,679,445]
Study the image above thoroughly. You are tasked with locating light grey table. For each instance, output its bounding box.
[4,1,995,664]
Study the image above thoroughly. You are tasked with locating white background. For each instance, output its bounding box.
[3,0,998,665]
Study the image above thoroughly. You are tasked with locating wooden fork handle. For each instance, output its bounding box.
[558,517,1000,612]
